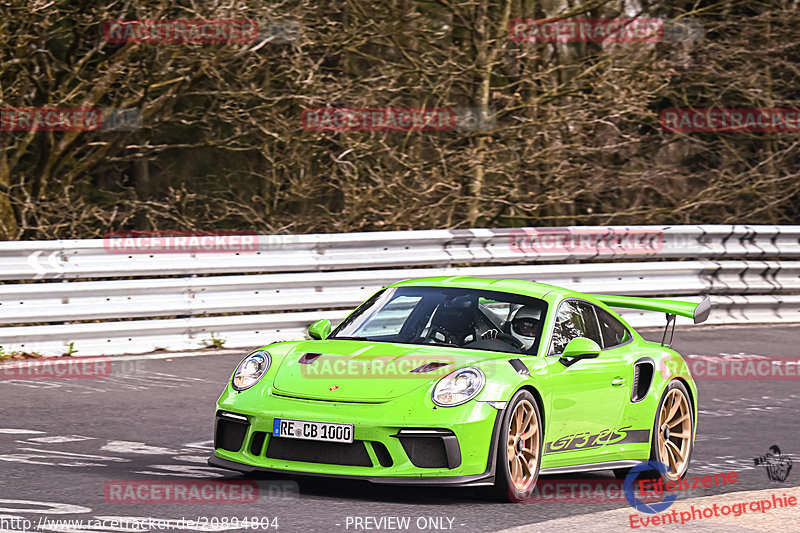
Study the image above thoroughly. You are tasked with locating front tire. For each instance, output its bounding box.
[492,389,543,502]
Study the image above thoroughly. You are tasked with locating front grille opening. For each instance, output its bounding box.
[215,418,248,452]
[371,441,393,467]
[399,437,448,468]
[250,431,266,456]
[266,437,372,467]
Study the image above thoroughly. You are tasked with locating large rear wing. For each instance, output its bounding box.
[594,295,711,324]
[592,294,711,347]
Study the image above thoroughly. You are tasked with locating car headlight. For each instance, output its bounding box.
[232,350,271,391]
[432,367,485,407]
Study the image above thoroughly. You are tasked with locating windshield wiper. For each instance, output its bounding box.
[330,336,371,341]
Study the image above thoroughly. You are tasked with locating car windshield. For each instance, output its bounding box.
[330,286,548,355]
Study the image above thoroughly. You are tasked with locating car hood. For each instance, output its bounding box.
[271,339,501,402]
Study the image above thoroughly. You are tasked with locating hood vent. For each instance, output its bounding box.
[410,361,451,373]
[298,352,323,364]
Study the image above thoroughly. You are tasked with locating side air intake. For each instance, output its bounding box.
[632,358,655,403]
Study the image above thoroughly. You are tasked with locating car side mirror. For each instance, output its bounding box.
[559,337,601,367]
[308,319,332,340]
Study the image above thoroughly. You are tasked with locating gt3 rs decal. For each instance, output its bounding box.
[544,426,650,454]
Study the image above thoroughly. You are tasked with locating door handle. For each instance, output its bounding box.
[611,377,625,387]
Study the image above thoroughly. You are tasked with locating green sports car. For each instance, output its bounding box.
[209,277,709,501]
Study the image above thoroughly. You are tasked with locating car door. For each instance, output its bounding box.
[542,299,630,466]
[591,304,654,453]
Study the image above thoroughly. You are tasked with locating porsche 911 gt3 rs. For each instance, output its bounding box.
[209,277,708,501]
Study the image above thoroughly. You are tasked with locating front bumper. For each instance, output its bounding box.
[208,456,496,487]
[209,390,504,487]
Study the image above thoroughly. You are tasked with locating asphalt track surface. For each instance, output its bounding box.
[1,324,798,533]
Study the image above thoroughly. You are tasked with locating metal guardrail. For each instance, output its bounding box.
[0,225,798,356]
[3,225,799,280]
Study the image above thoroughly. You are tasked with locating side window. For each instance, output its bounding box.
[549,300,603,355]
[576,302,603,346]
[478,298,513,326]
[595,306,632,348]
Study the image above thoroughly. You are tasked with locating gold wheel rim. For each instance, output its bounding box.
[507,399,540,491]
[657,388,692,479]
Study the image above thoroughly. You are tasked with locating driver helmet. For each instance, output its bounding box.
[511,306,542,350]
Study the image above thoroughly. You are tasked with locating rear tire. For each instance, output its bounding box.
[613,380,694,482]
[651,380,694,481]
[491,389,543,502]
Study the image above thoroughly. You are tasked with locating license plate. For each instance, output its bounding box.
[273,418,354,444]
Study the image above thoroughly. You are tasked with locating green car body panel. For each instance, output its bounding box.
[210,276,701,485]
